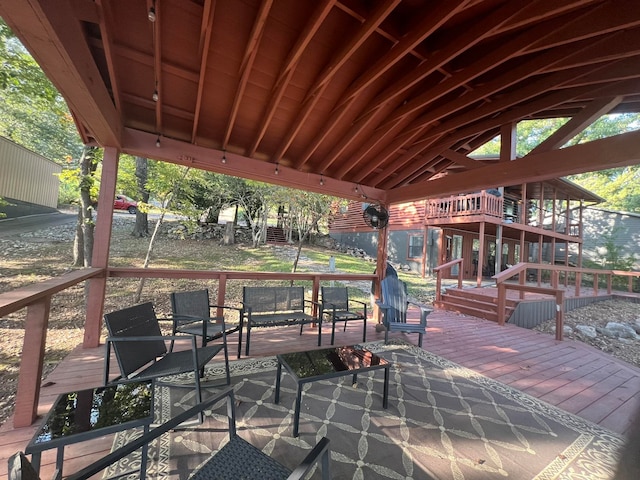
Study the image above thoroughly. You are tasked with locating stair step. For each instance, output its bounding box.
[435,301,500,322]
[440,293,498,311]
[444,288,519,307]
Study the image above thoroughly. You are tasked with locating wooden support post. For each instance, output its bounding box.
[497,283,506,326]
[85,147,120,348]
[373,222,388,323]
[477,222,485,287]
[593,273,599,295]
[607,274,612,295]
[14,297,51,427]
[216,274,227,318]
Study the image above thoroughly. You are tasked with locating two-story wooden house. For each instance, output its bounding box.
[329,178,603,285]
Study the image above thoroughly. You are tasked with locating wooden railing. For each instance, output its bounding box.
[433,258,464,302]
[0,267,377,427]
[425,192,503,219]
[493,263,639,332]
[432,259,638,335]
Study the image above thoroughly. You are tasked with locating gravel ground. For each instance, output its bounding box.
[533,298,640,369]
[1,213,639,429]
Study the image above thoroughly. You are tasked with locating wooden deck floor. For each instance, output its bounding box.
[1,309,639,479]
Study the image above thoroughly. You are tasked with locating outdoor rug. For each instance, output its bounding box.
[105,340,625,479]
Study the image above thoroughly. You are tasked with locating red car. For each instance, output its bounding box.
[113,194,138,214]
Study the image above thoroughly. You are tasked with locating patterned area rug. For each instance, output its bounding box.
[106,341,624,479]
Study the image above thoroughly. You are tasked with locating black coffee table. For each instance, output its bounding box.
[275,346,390,437]
[26,380,154,479]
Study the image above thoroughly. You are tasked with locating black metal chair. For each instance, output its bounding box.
[103,302,230,409]
[376,276,432,347]
[9,387,331,480]
[320,286,367,345]
[170,288,241,357]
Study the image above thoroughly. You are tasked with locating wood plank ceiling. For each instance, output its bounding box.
[2,0,640,204]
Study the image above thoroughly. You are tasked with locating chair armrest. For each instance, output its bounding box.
[106,334,195,343]
[287,437,331,480]
[65,387,236,480]
[209,304,242,313]
[350,299,368,311]
[407,301,433,325]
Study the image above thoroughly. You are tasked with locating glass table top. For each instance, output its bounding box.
[279,346,388,379]
[30,380,153,446]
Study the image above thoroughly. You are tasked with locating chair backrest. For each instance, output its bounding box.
[380,276,408,324]
[8,453,40,480]
[170,289,211,322]
[321,287,349,310]
[103,302,167,378]
[242,287,305,313]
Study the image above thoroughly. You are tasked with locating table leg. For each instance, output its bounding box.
[352,373,358,386]
[275,360,282,404]
[30,452,42,475]
[55,447,64,480]
[383,366,389,409]
[293,382,303,437]
[140,424,149,477]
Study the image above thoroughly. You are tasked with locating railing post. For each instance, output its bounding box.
[593,273,599,295]
[555,291,565,341]
[216,273,227,318]
[497,283,506,326]
[629,275,634,293]
[457,260,463,289]
[607,274,612,294]
[575,272,581,297]
[14,296,51,427]
[435,271,442,302]
[312,275,320,318]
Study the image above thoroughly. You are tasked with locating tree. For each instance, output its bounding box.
[282,190,335,273]
[132,156,150,237]
[133,163,192,302]
[0,19,82,163]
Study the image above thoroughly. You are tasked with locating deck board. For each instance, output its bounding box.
[1,308,639,479]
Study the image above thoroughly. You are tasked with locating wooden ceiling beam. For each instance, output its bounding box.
[273,0,399,165]
[95,1,122,111]
[152,0,163,134]
[341,14,589,179]
[111,43,199,83]
[249,0,336,156]
[363,0,544,113]
[121,128,385,203]
[387,129,640,204]
[528,96,623,154]
[190,0,216,143]
[527,0,640,53]
[379,82,603,188]
[384,13,594,128]
[222,0,273,149]
[296,0,474,172]
[339,0,468,105]
[0,0,122,146]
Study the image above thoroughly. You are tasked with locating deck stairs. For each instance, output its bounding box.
[266,226,287,244]
[434,287,519,323]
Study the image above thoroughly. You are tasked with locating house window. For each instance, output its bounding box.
[408,235,424,258]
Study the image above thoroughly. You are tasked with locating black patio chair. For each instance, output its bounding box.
[9,387,331,480]
[320,286,367,345]
[170,288,241,357]
[376,276,433,347]
[103,302,230,409]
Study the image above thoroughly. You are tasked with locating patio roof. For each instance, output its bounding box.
[2,0,640,204]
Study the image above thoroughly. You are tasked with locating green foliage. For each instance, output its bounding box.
[472,115,640,213]
[0,19,82,163]
[596,227,637,271]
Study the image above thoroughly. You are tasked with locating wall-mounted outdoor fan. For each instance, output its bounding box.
[363,204,389,229]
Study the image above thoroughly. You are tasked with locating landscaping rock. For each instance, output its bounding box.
[575,325,597,338]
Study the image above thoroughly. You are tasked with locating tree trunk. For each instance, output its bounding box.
[132,156,149,237]
[75,146,97,267]
[72,206,84,266]
[223,222,235,245]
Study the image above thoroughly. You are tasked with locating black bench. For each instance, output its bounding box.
[240,286,321,356]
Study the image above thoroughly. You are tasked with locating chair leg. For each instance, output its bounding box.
[417,333,423,348]
[245,325,251,356]
[223,333,231,385]
[362,317,367,342]
[331,321,336,345]
[384,327,389,344]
